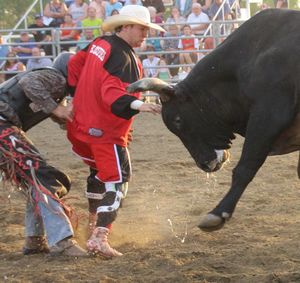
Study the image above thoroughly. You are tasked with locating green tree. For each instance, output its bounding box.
[0,0,42,30]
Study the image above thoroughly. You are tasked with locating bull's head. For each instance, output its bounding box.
[127,78,231,172]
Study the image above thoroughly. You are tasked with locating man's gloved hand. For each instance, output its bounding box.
[128,128,133,143]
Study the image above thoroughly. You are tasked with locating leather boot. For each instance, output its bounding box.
[49,238,88,257]
[23,236,50,255]
[87,227,122,258]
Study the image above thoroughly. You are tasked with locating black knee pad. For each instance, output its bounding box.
[86,174,106,198]
[96,211,117,227]
[86,169,106,213]
[88,198,101,213]
[95,191,122,226]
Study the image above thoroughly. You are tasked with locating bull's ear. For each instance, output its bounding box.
[126,78,175,103]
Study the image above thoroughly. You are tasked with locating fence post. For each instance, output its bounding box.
[212,21,221,48]
[53,28,61,57]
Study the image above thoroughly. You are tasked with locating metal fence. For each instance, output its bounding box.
[0,18,246,83]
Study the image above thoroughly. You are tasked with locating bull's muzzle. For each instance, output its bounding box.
[198,150,230,172]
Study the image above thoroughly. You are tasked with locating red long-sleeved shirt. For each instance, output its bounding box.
[68,34,143,146]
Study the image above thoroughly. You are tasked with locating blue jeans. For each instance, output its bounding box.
[25,190,73,247]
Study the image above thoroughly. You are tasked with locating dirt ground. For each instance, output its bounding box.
[1,112,300,283]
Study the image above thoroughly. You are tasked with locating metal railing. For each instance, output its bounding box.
[0,18,245,83]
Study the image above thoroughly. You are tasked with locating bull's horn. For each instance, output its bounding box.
[126,78,175,102]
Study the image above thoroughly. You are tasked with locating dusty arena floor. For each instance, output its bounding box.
[1,113,300,282]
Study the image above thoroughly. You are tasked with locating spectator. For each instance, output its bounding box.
[104,0,123,19]
[165,6,186,30]
[60,14,80,51]
[175,0,193,18]
[142,44,160,78]
[162,24,180,77]
[89,0,106,20]
[208,0,231,20]
[274,0,288,8]
[0,36,9,83]
[208,0,232,46]
[178,24,199,72]
[142,0,165,18]
[146,28,163,51]
[187,3,209,36]
[2,51,26,81]
[65,0,75,8]
[111,9,120,16]
[11,31,36,64]
[259,3,270,10]
[29,14,53,56]
[44,0,68,27]
[76,28,95,51]
[0,35,9,67]
[148,6,163,24]
[124,0,143,6]
[197,0,216,13]
[157,56,172,80]
[81,6,103,37]
[26,47,53,69]
[68,0,89,24]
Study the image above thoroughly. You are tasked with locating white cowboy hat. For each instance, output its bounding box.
[102,5,166,33]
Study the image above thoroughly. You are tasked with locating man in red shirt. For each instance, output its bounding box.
[67,5,165,258]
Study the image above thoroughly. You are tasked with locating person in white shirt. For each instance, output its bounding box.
[186,2,210,35]
[142,44,160,78]
[26,47,53,70]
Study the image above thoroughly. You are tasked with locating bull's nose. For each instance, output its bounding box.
[199,162,214,172]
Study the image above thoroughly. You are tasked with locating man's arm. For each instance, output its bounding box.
[67,48,88,96]
[18,70,66,114]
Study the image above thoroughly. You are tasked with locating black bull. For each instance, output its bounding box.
[127,9,300,232]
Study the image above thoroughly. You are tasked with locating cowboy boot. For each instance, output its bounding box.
[86,227,122,258]
[23,236,50,255]
[49,238,88,257]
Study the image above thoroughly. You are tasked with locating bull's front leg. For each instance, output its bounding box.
[198,155,267,231]
[198,97,296,232]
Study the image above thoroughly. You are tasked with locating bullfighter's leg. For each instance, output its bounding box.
[86,144,131,258]
[199,96,297,231]
[86,167,129,237]
[85,167,106,237]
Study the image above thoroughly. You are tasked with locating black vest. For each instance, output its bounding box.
[0,68,64,131]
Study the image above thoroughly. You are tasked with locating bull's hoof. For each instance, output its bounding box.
[198,213,225,232]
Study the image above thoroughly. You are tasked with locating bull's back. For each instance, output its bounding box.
[222,9,300,58]
[188,9,300,89]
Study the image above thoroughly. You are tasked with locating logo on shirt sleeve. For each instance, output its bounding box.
[90,44,106,61]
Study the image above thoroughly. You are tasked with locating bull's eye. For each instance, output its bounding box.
[174,115,181,129]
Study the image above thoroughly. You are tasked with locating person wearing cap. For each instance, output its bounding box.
[29,14,53,56]
[11,32,37,65]
[0,52,87,257]
[67,5,165,258]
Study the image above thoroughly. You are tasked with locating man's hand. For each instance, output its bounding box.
[51,103,73,122]
[138,103,161,114]
[128,128,133,143]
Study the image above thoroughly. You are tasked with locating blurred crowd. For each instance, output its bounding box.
[0,0,288,83]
